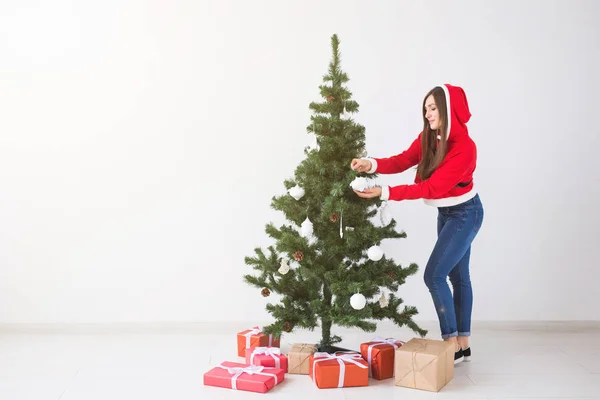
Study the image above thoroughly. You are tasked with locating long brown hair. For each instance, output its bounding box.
[417,87,448,180]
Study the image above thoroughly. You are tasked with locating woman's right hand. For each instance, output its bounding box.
[351,158,372,173]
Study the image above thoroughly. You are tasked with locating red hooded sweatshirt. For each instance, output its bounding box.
[365,84,477,207]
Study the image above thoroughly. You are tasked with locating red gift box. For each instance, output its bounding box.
[237,326,281,357]
[360,336,404,380]
[245,346,288,372]
[203,361,285,393]
[309,351,369,389]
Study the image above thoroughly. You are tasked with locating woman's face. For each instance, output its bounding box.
[424,95,440,130]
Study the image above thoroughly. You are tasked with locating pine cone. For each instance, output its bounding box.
[326,95,335,102]
[283,321,292,332]
[330,212,339,222]
[388,271,396,280]
[261,288,270,297]
[294,250,304,262]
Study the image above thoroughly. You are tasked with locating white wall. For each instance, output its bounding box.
[0,0,598,325]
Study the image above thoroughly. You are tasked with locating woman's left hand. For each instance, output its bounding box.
[354,187,382,198]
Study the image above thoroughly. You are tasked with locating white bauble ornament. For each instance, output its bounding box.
[301,217,313,237]
[278,259,290,275]
[288,185,305,200]
[368,245,384,261]
[350,177,369,192]
[350,293,367,310]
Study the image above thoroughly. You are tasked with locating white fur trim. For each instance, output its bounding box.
[423,187,477,207]
[380,185,390,201]
[362,157,377,174]
[440,84,451,140]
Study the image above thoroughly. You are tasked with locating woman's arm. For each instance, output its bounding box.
[381,143,476,201]
[364,135,421,174]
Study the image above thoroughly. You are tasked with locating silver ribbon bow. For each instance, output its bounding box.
[250,347,282,369]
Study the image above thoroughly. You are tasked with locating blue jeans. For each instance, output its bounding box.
[424,193,484,339]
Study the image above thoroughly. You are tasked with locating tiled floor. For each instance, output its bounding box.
[0,321,598,399]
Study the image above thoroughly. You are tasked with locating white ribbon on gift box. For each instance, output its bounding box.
[311,352,368,388]
[250,347,282,369]
[216,364,279,390]
[366,336,405,377]
[243,326,273,348]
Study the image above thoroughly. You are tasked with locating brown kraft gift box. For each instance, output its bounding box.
[394,338,454,392]
[287,343,317,374]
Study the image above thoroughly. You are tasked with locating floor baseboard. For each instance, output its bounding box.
[1,320,599,334]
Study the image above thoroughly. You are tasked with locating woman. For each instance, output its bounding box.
[351,84,484,364]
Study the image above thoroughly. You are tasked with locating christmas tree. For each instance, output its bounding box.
[243,34,426,350]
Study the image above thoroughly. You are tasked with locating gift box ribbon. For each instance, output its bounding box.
[216,364,278,390]
[243,326,273,348]
[312,352,368,388]
[251,347,282,369]
[367,336,404,377]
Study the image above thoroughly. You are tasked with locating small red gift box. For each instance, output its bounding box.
[309,351,369,389]
[203,361,285,393]
[245,346,288,372]
[360,336,404,380]
[236,326,281,357]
